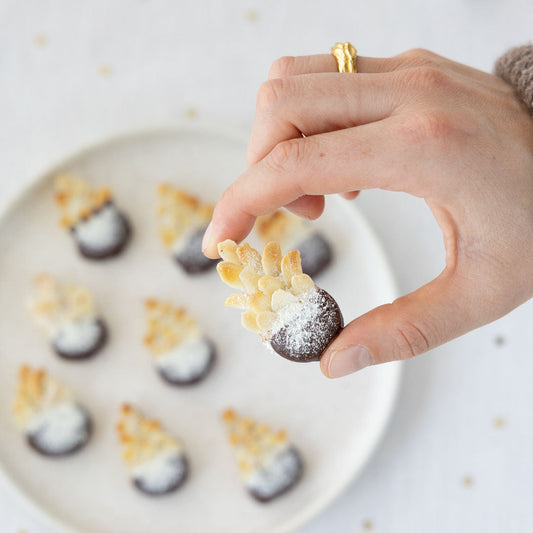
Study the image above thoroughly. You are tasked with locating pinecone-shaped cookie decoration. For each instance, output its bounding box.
[143,299,216,385]
[13,366,92,457]
[116,404,189,496]
[217,240,343,362]
[54,174,131,259]
[257,209,332,277]
[221,408,303,502]
[156,184,217,274]
[28,274,107,361]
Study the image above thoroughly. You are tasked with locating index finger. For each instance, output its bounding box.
[202,116,428,258]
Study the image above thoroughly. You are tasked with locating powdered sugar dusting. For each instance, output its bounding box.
[73,203,127,253]
[245,446,302,501]
[132,450,187,494]
[268,287,342,360]
[53,317,104,356]
[26,402,90,455]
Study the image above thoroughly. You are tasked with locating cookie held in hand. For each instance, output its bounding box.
[29,274,108,361]
[217,240,343,362]
[13,366,92,457]
[257,210,333,278]
[222,409,303,503]
[54,174,131,260]
[116,404,189,496]
[143,299,216,386]
[156,184,217,274]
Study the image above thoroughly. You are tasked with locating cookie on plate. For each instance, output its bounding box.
[54,173,131,259]
[156,184,217,274]
[217,240,343,362]
[116,404,189,496]
[29,274,107,361]
[143,299,216,386]
[257,210,332,278]
[13,365,92,457]
[221,408,303,503]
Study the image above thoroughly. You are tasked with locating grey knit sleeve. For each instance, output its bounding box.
[494,44,533,112]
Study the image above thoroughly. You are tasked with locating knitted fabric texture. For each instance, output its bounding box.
[495,44,533,112]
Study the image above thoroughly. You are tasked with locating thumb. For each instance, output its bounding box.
[320,271,480,378]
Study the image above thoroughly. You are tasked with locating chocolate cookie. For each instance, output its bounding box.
[13,366,92,457]
[296,232,333,278]
[72,202,132,260]
[52,318,108,361]
[256,210,333,277]
[27,405,92,457]
[173,226,217,274]
[156,184,217,275]
[269,287,343,362]
[144,299,216,386]
[133,454,189,496]
[222,409,303,503]
[55,174,132,260]
[117,404,189,496]
[217,240,343,362]
[29,274,107,361]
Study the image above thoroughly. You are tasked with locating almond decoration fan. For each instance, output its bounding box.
[143,299,216,386]
[116,404,189,496]
[54,174,131,260]
[256,209,333,277]
[156,184,217,274]
[216,240,343,362]
[221,408,303,503]
[13,365,92,457]
[28,274,108,361]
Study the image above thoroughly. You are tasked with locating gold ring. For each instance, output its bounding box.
[331,42,357,73]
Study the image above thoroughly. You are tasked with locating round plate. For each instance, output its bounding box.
[0,126,401,533]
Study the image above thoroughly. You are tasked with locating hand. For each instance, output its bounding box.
[202,48,533,378]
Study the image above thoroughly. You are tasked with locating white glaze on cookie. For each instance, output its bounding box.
[155,337,214,383]
[72,202,128,255]
[117,405,188,495]
[29,274,107,359]
[144,299,215,384]
[13,366,92,456]
[222,409,303,502]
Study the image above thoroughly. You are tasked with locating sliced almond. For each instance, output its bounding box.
[217,261,244,289]
[262,242,282,276]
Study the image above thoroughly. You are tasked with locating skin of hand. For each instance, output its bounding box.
[202,48,533,378]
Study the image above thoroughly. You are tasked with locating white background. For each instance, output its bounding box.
[0,1,532,532]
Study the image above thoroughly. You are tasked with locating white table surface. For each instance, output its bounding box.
[0,1,532,532]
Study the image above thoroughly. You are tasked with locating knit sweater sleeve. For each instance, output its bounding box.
[494,44,533,112]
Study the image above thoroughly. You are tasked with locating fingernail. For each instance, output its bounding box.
[201,221,213,253]
[327,345,373,378]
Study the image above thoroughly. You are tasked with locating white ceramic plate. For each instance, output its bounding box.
[0,126,401,533]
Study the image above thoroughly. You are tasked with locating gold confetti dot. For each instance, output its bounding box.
[462,475,474,487]
[98,63,113,77]
[33,34,47,47]
[493,416,506,429]
[185,107,198,119]
[362,520,374,531]
[245,9,258,22]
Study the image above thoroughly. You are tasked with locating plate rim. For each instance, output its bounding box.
[0,123,403,533]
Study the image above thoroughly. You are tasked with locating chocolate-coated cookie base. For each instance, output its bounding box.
[133,456,189,496]
[74,208,132,260]
[269,287,343,362]
[53,319,108,361]
[26,407,92,457]
[173,227,218,274]
[298,232,333,278]
[248,447,303,503]
[157,342,216,386]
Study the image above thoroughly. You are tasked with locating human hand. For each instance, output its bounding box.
[202,48,533,378]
